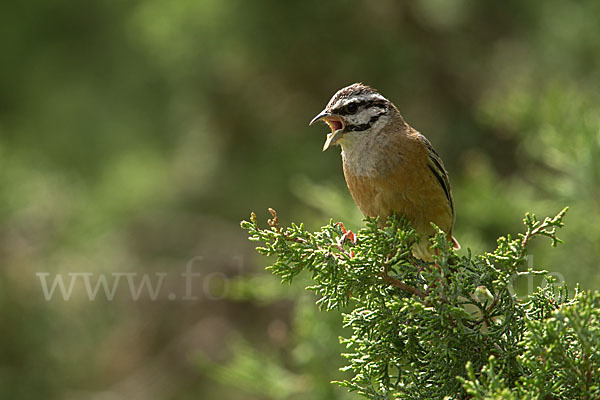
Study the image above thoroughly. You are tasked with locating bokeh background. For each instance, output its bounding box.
[1,1,599,399]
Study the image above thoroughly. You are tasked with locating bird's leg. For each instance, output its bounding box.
[335,222,356,257]
[335,222,357,244]
[414,259,425,273]
[422,250,449,301]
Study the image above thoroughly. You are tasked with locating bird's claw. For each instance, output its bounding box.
[335,222,357,245]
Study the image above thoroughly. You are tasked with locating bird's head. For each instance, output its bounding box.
[310,83,394,151]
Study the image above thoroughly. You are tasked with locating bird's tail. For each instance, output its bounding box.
[451,236,461,250]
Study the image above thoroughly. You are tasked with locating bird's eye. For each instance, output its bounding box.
[346,103,358,114]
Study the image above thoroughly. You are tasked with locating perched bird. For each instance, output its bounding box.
[310,83,459,260]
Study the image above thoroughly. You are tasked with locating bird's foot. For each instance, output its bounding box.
[335,222,356,257]
[335,222,357,244]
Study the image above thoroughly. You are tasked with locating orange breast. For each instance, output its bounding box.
[342,134,453,240]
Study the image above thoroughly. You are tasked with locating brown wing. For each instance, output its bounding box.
[415,133,454,216]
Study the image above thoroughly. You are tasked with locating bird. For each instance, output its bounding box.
[310,83,459,260]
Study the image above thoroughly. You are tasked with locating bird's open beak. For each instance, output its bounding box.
[309,111,346,151]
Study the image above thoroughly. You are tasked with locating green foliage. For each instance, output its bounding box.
[462,290,600,399]
[242,207,600,399]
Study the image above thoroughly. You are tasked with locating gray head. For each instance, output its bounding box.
[310,83,396,151]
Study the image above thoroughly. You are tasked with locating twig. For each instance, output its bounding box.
[381,273,426,300]
[381,260,426,300]
[268,208,350,256]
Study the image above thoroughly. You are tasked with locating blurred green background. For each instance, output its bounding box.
[1,1,599,399]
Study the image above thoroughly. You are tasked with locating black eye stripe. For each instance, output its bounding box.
[345,111,385,132]
[336,100,388,115]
